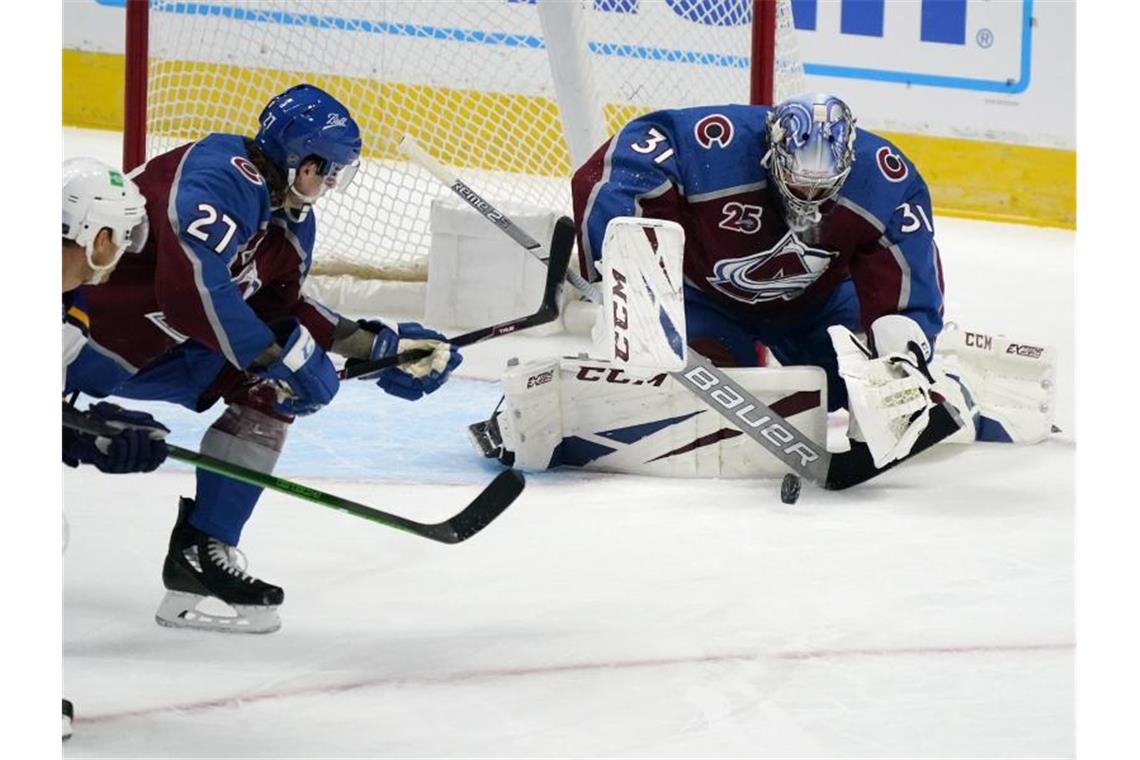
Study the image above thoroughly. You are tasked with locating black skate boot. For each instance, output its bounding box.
[62,699,73,741]
[155,497,283,634]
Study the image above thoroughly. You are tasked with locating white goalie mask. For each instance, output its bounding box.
[62,157,149,284]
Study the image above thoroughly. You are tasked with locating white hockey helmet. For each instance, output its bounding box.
[62,158,149,281]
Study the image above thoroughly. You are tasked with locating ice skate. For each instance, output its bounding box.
[62,699,73,741]
[155,497,283,634]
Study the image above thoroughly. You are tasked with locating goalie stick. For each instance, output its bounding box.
[670,356,964,490]
[338,214,575,380]
[404,145,963,489]
[62,404,525,543]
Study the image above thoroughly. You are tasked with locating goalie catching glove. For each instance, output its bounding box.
[345,320,462,401]
[829,314,942,469]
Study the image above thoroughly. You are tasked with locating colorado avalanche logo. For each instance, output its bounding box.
[706,231,837,304]
[875,146,909,182]
[230,156,264,186]
[694,114,734,148]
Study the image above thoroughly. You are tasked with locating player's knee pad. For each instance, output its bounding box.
[931,324,1057,444]
[472,355,827,478]
[200,403,290,474]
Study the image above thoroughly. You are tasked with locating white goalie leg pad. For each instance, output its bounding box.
[495,358,566,471]
[932,325,1057,443]
[494,356,827,477]
[595,217,687,373]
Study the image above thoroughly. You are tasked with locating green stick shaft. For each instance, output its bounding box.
[165,444,428,537]
[62,405,525,543]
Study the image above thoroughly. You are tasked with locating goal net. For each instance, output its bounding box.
[126,0,804,286]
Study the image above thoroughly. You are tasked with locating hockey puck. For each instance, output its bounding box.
[780,473,802,505]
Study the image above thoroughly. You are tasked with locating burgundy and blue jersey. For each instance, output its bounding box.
[571,104,945,341]
[76,134,341,392]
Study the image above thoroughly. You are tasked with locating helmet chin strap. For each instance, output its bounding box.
[282,168,325,223]
[83,243,125,285]
[80,230,128,285]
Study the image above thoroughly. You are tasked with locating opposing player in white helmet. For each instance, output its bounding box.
[62,157,149,287]
[62,157,168,473]
[61,158,168,742]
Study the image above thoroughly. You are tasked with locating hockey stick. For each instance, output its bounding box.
[403,145,963,489]
[399,135,605,304]
[338,214,575,380]
[63,404,525,543]
[670,355,964,490]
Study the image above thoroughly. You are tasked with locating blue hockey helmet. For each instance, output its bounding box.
[255,84,362,197]
[763,94,857,230]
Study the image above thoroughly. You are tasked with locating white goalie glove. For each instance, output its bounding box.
[829,314,940,468]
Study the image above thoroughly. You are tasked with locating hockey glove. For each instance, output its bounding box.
[829,315,938,468]
[259,320,340,416]
[346,320,462,401]
[62,402,169,474]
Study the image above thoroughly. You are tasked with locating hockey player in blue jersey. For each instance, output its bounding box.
[475,93,1053,477]
[574,92,942,396]
[572,93,956,465]
[67,85,462,633]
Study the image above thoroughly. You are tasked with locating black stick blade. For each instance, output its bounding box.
[824,402,964,490]
[431,468,526,543]
[541,216,576,311]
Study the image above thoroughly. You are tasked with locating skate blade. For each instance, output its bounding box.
[155,590,281,634]
[62,715,72,742]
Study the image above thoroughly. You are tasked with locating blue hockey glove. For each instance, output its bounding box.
[62,402,169,474]
[259,320,339,416]
[346,320,462,401]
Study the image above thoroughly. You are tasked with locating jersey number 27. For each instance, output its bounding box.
[187,203,239,254]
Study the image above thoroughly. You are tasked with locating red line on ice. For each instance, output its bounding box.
[78,641,1074,725]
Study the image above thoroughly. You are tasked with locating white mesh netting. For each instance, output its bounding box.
[143,0,803,281]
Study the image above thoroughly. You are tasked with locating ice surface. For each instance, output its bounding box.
[64,128,1074,758]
